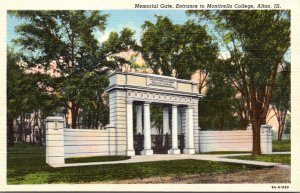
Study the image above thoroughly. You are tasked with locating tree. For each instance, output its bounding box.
[7,49,22,146]
[284,114,291,139]
[12,11,136,128]
[270,61,290,140]
[140,16,218,81]
[199,60,239,130]
[150,104,164,134]
[7,48,60,145]
[189,10,290,155]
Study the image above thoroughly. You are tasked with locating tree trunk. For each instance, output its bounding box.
[7,114,15,146]
[19,113,25,142]
[95,102,100,129]
[277,111,283,141]
[41,118,46,145]
[30,132,32,144]
[277,110,288,141]
[219,110,225,130]
[87,110,92,129]
[252,121,261,155]
[71,102,79,129]
[77,110,80,128]
[250,87,263,156]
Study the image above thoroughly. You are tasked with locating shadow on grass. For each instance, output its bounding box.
[65,156,130,164]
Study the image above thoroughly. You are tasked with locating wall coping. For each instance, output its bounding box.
[64,128,105,132]
[107,84,202,98]
[45,116,64,122]
[109,71,197,85]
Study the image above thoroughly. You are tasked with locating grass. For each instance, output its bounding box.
[203,151,251,155]
[7,143,267,184]
[273,140,291,152]
[65,156,130,164]
[230,154,291,165]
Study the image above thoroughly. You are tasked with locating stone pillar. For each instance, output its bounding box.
[169,105,180,154]
[267,127,273,153]
[184,106,195,154]
[136,105,143,134]
[45,116,65,167]
[163,106,169,134]
[126,100,135,156]
[141,102,153,155]
[261,125,273,154]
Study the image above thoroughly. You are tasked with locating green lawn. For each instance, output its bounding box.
[203,151,251,155]
[230,154,291,165]
[273,140,291,152]
[7,143,267,184]
[65,155,130,164]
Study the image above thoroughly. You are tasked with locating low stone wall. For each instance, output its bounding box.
[65,129,110,158]
[45,117,125,167]
[199,126,272,153]
[46,116,273,167]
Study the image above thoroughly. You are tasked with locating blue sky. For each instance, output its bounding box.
[6,10,290,61]
[7,10,193,46]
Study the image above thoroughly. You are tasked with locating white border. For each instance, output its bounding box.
[0,0,299,191]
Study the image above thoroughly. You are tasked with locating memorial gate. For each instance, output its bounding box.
[45,72,272,167]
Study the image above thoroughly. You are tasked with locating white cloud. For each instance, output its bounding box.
[94,20,142,44]
[98,31,111,43]
[218,50,231,60]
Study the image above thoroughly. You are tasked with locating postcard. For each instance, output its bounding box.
[0,0,299,192]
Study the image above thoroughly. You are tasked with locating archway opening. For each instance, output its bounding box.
[132,102,185,155]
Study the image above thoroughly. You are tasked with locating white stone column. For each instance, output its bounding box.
[45,116,65,167]
[136,105,143,134]
[141,102,153,155]
[163,106,169,134]
[126,100,135,156]
[184,106,195,154]
[169,105,180,154]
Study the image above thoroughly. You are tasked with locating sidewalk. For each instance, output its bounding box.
[55,152,290,168]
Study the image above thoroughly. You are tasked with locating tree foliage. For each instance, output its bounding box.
[271,61,290,140]
[7,48,60,145]
[140,16,218,80]
[11,10,137,128]
[189,10,290,155]
[199,65,239,130]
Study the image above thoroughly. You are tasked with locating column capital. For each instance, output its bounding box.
[144,101,151,105]
[186,105,193,110]
[126,99,133,104]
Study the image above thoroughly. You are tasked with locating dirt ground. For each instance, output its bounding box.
[96,166,290,184]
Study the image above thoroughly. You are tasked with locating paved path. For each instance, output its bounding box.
[216,151,291,157]
[54,152,290,168]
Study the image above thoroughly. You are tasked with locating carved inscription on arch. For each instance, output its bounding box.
[147,77,177,89]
